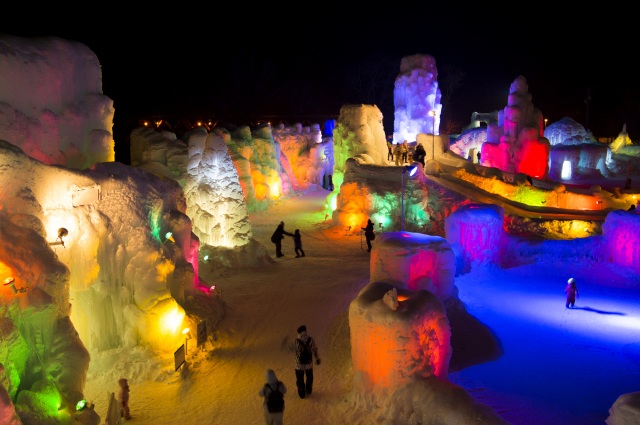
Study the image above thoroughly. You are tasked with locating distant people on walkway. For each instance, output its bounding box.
[287,325,320,399]
[387,138,394,162]
[259,369,287,425]
[477,151,482,164]
[362,218,375,252]
[414,143,426,166]
[394,144,402,165]
[118,378,131,420]
[292,229,305,257]
[565,277,579,308]
[401,140,408,163]
[271,221,294,258]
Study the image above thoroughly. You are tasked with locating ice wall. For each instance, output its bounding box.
[272,122,335,189]
[601,209,640,271]
[393,54,442,144]
[0,35,115,169]
[333,104,389,172]
[183,128,252,248]
[445,204,505,266]
[0,140,222,423]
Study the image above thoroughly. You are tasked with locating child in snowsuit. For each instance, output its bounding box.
[118,378,131,419]
[565,277,579,308]
[293,229,305,257]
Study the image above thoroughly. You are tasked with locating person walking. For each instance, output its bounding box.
[292,229,305,257]
[361,218,375,252]
[401,140,408,164]
[565,277,579,308]
[271,221,294,258]
[258,369,287,425]
[118,378,131,420]
[287,325,320,399]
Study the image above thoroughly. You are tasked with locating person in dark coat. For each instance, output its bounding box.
[292,229,305,257]
[414,143,426,166]
[258,369,287,425]
[271,221,294,258]
[565,277,579,308]
[287,325,320,399]
[118,378,131,419]
[361,219,375,252]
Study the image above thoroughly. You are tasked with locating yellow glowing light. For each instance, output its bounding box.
[270,183,280,198]
[182,327,190,335]
[159,307,185,335]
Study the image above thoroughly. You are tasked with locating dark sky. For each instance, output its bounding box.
[4,8,638,163]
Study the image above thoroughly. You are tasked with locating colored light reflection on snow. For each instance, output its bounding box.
[492,289,640,345]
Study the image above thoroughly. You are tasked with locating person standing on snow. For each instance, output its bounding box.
[118,378,131,419]
[565,277,579,308]
[361,219,375,252]
[414,143,426,166]
[292,229,305,257]
[401,140,409,164]
[258,369,287,425]
[394,143,402,166]
[271,221,294,258]
[287,325,320,399]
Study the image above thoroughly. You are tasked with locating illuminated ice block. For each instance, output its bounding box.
[348,281,451,392]
[369,231,455,301]
[445,204,505,266]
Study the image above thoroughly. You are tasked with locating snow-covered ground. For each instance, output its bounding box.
[83,187,640,425]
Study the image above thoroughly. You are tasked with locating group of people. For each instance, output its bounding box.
[386,137,427,167]
[259,325,321,425]
[271,221,305,258]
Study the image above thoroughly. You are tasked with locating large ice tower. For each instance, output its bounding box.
[393,54,442,145]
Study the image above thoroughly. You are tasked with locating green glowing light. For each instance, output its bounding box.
[76,399,87,411]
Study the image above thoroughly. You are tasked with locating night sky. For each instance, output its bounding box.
[3,8,637,163]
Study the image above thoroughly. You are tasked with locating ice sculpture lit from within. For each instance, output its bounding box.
[561,160,572,180]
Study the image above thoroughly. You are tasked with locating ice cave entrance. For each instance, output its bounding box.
[561,160,572,180]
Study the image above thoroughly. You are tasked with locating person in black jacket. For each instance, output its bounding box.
[361,219,375,252]
[271,221,294,258]
[292,229,305,257]
[414,143,426,166]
